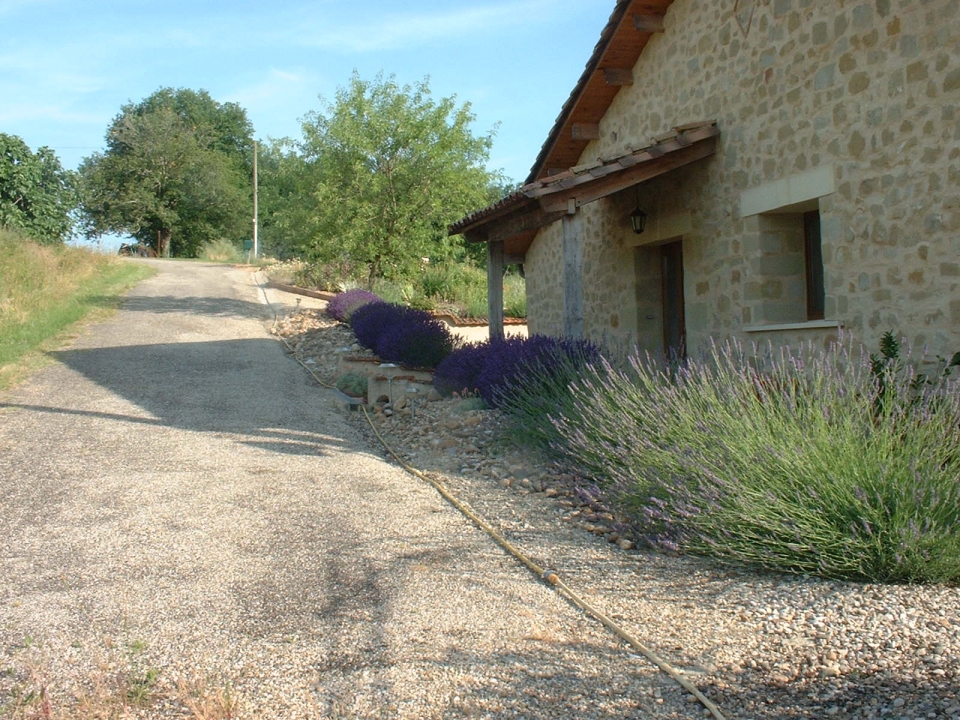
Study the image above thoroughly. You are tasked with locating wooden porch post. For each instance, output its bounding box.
[487,240,505,340]
[562,211,584,339]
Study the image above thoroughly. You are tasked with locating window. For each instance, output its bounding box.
[804,210,825,321]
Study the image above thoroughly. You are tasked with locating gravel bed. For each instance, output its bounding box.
[274,308,960,720]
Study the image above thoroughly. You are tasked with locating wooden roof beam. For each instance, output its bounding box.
[538,137,717,214]
[602,68,634,86]
[633,14,665,32]
[571,123,600,140]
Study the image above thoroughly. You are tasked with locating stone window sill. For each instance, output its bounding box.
[743,320,842,333]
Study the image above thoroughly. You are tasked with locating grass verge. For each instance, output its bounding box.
[0,228,154,391]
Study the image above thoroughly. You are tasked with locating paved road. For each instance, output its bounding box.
[0,261,676,719]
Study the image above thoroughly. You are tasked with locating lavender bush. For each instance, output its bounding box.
[349,300,454,368]
[433,341,495,396]
[327,289,382,322]
[549,336,960,584]
[376,314,455,368]
[348,301,404,350]
[432,335,600,411]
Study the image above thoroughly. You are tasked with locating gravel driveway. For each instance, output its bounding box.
[3,261,959,720]
[0,261,702,719]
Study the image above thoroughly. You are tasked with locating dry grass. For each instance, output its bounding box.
[0,227,153,390]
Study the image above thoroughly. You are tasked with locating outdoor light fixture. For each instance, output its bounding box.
[630,186,647,234]
[630,206,647,234]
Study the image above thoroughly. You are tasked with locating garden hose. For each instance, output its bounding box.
[256,273,728,720]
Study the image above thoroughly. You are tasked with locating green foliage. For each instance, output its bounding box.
[255,138,315,260]
[297,72,504,285]
[78,87,253,258]
[532,337,960,584]
[0,133,76,243]
[335,373,368,398]
[199,238,245,263]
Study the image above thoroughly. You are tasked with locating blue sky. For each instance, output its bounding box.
[1,0,613,186]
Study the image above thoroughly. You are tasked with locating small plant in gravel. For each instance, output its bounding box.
[326,289,382,323]
[335,373,368,398]
[547,335,960,584]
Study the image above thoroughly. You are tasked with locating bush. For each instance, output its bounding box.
[348,301,399,350]
[335,372,368,398]
[199,238,244,263]
[477,335,600,409]
[549,336,960,584]
[433,342,497,396]
[349,301,455,368]
[327,289,382,323]
[376,314,455,368]
[433,335,600,412]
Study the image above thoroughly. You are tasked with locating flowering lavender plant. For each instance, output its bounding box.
[548,335,960,584]
[375,314,455,368]
[433,341,496,396]
[349,300,454,368]
[327,289,382,323]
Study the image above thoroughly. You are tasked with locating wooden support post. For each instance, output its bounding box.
[487,240,505,341]
[562,212,584,339]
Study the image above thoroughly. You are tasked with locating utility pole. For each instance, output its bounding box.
[252,140,259,260]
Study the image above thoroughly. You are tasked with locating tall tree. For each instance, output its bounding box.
[0,134,76,244]
[78,88,253,257]
[298,72,502,285]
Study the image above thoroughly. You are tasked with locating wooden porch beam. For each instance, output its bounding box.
[487,240,504,340]
[602,68,634,86]
[485,208,565,244]
[633,14,665,32]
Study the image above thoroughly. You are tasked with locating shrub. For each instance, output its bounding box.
[348,301,399,350]
[349,301,455,368]
[476,335,601,409]
[433,342,497,396]
[327,289,382,323]
[375,314,455,368]
[335,372,368,398]
[549,336,960,584]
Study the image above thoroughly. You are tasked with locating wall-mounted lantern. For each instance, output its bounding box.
[630,186,647,234]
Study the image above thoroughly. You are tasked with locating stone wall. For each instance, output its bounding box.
[523,0,960,360]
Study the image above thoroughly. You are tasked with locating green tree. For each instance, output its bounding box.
[0,134,76,244]
[298,72,502,286]
[256,138,316,260]
[78,88,253,257]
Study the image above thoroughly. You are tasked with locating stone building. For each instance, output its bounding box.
[450,0,960,361]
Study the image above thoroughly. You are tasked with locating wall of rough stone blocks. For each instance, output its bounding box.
[523,0,960,360]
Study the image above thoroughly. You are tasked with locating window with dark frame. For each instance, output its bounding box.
[804,210,825,321]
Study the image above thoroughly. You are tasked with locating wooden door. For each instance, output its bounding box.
[661,240,686,360]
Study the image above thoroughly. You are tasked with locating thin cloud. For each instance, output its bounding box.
[286,0,565,53]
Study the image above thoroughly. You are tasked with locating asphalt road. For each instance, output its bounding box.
[0,261,671,719]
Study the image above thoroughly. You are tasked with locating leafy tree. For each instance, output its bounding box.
[0,134,76,244]
[255,138,316,260]
[78,88,253,257]
[298,72,503,286]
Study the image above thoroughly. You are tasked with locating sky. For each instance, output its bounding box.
[1,0,614,188]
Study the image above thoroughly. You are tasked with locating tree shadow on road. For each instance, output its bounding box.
[120,294,275,320]
[1,336,356,459]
